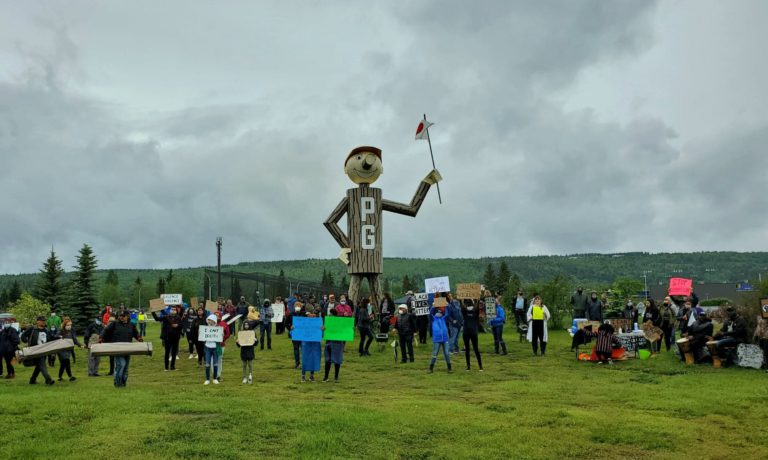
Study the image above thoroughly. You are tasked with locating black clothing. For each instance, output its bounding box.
[102,321,140,343]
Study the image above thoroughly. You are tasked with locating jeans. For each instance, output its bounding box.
[430,341,451,367]
[114,355,131,387]
[492,324,505,350]
[399,334,414,362]
[661,325,674,351]
[292,341,302,366]
[217,347,224,378]
[358,327,373,354]
[139,322,146,337]
[448,325,462,352]
[260,322,272,349]
[58,358,73,379]
[715,337,738,364]
[204,346,219,380]
[88,354,100,376]
[30,358,52,383]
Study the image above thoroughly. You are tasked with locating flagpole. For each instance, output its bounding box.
[423,113,442,204]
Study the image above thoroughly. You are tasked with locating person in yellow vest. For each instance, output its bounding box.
[526,296,551,356]
[138,309,147,337]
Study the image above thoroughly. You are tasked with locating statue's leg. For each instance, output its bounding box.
[348,274,361,307]
[368,274,383,315]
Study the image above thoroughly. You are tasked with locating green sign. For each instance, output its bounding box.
[324,316,355,342]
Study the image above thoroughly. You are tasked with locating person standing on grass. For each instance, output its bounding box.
[461,299,483,371]
[182,307,198,360]
[658,298,676,352]
[585,291,603,322]
[237,319,257,384]
[570,287,588,320]
[224,299,237,335]
[104,314,116,376]
[355,297,374,356]
[323,308,344,382]
[335,295,354,317]
[101,310,142,388]
[393,304,417,363]
[213,311,231,381]
[137,308,147,337]
[202,314,222,385]
[84,316,103,377]
[0,321,20,379]
[57,318,83,382]
[21,316,56,386]
[428,306,452,373]
[190,307,206,366]
[236,296,249,333]
[527,296,551,356]
[288,301,304,369]
[513,290,528,327]
[258,301,274,351]
[298,307,322,382]
[446,293,463,354]
[490,297,507,356]
[379,293,395,334]
[153,306,183,371]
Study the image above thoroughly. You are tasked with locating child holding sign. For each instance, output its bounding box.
[236,320,257,384]
[202,315,222,385]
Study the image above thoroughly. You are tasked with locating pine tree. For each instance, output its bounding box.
[232,278,243,302]
[339,276,347,293]
[483,264,496,294]
[36,249,65,308]
[383,277,391,295]
[166,269,174,284]
[70,244,99,331]
[402,275,412,293]
[276,269,287,298]
[131,276,143,309]
[100,269,121,306]
[8,280,22,304]
[496,261,511,295]
[327,272,335,292]
[0,288,8,308]
[157,277,166,295]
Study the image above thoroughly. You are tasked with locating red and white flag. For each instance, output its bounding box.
[415,119,434,140]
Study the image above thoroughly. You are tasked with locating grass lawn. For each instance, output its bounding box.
[2,322,767,459]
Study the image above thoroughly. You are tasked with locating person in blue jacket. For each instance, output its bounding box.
[428,307,452,373]
[490,296,508,355]
[446,294,463,354]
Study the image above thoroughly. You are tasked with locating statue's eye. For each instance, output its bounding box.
[357,156,361,160]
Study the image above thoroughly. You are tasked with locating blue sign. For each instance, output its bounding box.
[736,282,754,292]
[291,317,323,342]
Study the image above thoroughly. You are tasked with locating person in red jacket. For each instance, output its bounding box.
[214,311,231,381]
[101,305,113,326]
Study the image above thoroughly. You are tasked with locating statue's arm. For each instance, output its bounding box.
[382,180,432,217]
[324,196,350,248]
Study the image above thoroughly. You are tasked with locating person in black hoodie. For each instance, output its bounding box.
[84,316,103,376]
[57,318,83,382]
[153,306,183,371]
[461,299,483,371]
[20,316,57,385]
[101,310,142,388]
[190,307,206,366]
[1,322,21,379]
[393,304,417,363]
[713,307,748,365]
[182,308,199,360]
[355,298,374,357]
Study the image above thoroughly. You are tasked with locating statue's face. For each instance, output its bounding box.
[345,150,383,184]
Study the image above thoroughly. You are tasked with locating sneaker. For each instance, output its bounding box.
[204,380,210,385]
[188,354,194,360]
[334,378,339,383]
[301,376,306,383]
[479,368,484,372]
[58,378,63,381]
[164,369,169,372]
[213,379,220,385]
[248,375,253,384]
[69,377,77,382]
[322,377,329,382]
[309,375,315,382]
[242,378,248,384]
[294,363,300,369]
[176,355,180,360]
[46,380,55,386]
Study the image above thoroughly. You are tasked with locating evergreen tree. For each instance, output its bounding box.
[166,269,174,285]
[70,244,99,331]
[157,277,166,295]
[327,272,335,292]
[36,249,65,308]
[8,280,22,304]
[383,277,391,294]
[131,276,143,309]
[232,278,243,302]
[483,264,496,294]
[496,261,511,295]
[339,276,347,293]
[0,288,8,308]
[100,269,121,306]
[402,275,412,293]
[276,269,287,297]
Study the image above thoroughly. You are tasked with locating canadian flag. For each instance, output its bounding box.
[415,119,434,140]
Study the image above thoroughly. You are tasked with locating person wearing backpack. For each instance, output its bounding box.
[462,299,484,371]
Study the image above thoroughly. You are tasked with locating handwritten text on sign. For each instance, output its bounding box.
[162,293,183,305]
[198,326,223,342]
[484,297,496,320]
[668,278,693,297]
[414,292,429,316]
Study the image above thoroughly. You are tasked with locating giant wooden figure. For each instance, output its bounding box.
[324,146,442,309]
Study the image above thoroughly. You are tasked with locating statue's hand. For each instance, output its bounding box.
[424,169,442,185]
[338,248,351,265]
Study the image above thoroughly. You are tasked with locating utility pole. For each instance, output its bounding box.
[216,237,222,298]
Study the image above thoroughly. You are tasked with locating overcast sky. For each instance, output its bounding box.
[1,1,766,274]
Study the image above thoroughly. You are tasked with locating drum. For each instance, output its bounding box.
[706,340,721,368]
[676,338,694,365]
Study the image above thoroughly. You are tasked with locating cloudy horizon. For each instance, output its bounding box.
[1,1,766,275]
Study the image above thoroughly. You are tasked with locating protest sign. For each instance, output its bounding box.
[484,297,496,320]
[226,314,242,325]
[425,276,450,294]
[414,292,429,316]
[668,278,693,296]
[198,326,223,342]
[149,298,165,312]
[190,297,198,309]
[291,317,323,342]
[271,304,285,323]
[162,293,183,305]
[237,330,256,346]
[433,297,448,308]
[761,299,768,319]
[205,300,218,313]
[456,283,482,300]
[324,316,355,341]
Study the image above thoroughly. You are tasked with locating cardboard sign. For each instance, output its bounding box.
[162,293,183,305]
[271,304,284,323]
[484,297,496,320]
[149,298,165,312]
[324,316,354,342]
[456,283,482,300]
[433,297,448,308]
[226,314,242,325]
[668,278,693,297]
[761,299,768,319]
[291,317,323,342]
[198,325,223,342]
[205,300,218,313]
[424,276,450,294]
[190,297,199,309]
[237,330,256,346]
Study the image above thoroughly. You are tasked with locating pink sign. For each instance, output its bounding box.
[668,278,693,296]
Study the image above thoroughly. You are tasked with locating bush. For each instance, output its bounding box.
[700,298,732,307]
[10,293,51,328]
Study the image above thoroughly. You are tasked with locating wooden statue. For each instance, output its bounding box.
[324,146,442,309]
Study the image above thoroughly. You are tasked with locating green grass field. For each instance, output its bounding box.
[2,322,767,460]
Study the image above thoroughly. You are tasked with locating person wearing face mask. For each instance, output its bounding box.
[461,299,484,370]
[526,296,551,356]
[56,318,84,382]
[622,299,638,326]
[46,310,62,367]
[258,301,274,351]
[446,294,463,355]
[428,306,452,373]
[21,316,57,385]
[712,307,748,366]
[393,304,417,363]
[289,301,304,369]
[152,306,183,371]
[355,297,374,356]
[335,295,353,317]
[585,291,603,322]
[0,321,21,379]
[202,314,222,385]
[84,316,104,376]
[658,298,676,352]
[570,287,588,320]
[189,307,206,365]
[183,307,199,360]
[379,293,394,334]
[101,310,143,388]
[514,290,528,327]
[489,296,507,356]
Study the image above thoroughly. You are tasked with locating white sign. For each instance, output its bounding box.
[414,292,429,316]
[162,293,183,305]
[226,314,242,325]
[484,297,496,320]
[271,304,284,323]
[415,307,430,316]
[198,325,223,342]
[425,277,450,294]
[11,322,20,332]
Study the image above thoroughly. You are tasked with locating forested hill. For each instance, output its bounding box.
[2,252,767,299]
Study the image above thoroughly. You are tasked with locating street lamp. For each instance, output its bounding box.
[642,271,652,299]
[216,237,222,298]
[203,272,212,301]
